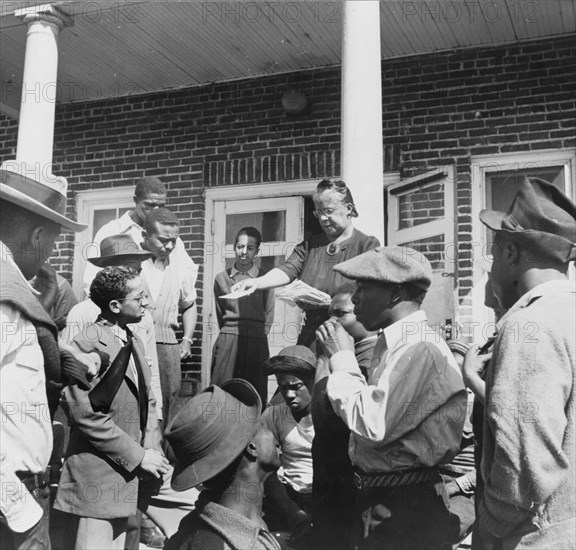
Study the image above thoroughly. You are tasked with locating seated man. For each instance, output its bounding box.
[261,346,316,547]
[164,379,282,550]
[54,266,169,549]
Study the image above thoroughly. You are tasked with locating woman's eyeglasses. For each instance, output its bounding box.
[312,205,347,219]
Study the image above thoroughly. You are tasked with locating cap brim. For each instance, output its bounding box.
[170,380,262,492]
[0,184,87,232]
[88,251,154,267]
[263,355,316,376]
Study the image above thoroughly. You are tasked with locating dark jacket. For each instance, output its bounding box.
[166,498,281,550]
[54,319,161,518]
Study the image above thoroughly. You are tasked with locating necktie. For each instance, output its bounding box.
[128,332,149,436]
[89,339,133,411]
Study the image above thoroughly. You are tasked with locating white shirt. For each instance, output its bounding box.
[82,211,197,301]
[327,310,467,473]
[261,403,314,493]
[0,242,53,532]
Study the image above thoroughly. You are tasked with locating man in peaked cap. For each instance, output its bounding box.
[164,379,282,550]
[261,346,316,547]
[467,177,576,549]
[316,246,467,550]
[0,166,87,549]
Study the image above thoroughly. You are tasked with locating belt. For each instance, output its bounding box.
[16,468,51,492]
[353,466,439,490]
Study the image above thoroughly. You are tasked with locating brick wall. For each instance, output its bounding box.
[1,35,575,370]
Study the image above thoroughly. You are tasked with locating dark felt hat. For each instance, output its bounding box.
[164,379,262,491]
[88,233,154,267]
[263,345,316,376]
[480,177,576,263]
[333,246,433,291]
[0,165,87,232]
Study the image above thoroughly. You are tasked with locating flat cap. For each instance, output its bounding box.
[333,246,433,291]
[263,345,316,376]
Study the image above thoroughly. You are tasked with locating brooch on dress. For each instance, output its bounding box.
[326,242,340,256]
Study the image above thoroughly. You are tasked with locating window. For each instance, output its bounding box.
[71,187,134,298]
[470,150,575,340]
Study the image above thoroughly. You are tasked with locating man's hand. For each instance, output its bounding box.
[316,320,354,359]
[462,345,491,386]
[179,338,192,360]
[139,449,170,478]
[230,278,258,294]
[32,263,59,312]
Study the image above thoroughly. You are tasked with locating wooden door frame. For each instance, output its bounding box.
[202,180,317,388]
[470,149,576,340]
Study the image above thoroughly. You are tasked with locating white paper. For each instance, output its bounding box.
[219,289,254,300]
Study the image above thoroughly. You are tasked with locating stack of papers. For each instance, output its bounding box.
[275,280,331,308]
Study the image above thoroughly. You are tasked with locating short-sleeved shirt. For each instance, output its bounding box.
[140,250,198,343]
[261,403,314,493]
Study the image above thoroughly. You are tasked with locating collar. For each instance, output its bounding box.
[98,316,129,344]
[119,211,142,233]
[198,500,264,550]
[0,240,40,296]
[382,310,427,350]
[355,333,379,349]
[230,264,259,278]
[498,278,575,328]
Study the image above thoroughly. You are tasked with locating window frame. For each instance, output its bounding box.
[470,149,576,339]
[71,186,134,298]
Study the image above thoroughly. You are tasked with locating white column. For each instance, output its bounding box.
[341,0,385,243]
[2,5,70,184]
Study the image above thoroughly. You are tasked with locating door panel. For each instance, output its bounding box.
[388,167,455,333]
[471,153,575,341]
[204,196,304,398]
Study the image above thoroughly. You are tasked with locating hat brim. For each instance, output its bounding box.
[0,183,87,232]
[479,209,507,233]
[170,380,262,492]
[88,251,154,267]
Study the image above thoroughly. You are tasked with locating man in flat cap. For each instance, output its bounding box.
[466,177,576,549]
[316,246,467,550]
[261,346,316,548]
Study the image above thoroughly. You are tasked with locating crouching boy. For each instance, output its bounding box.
[54,266,169,549]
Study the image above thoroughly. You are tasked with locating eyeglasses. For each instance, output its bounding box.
[116,293,149,305]
[312,205,347,219]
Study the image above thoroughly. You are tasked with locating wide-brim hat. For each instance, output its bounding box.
[0,164,87,232]
[165,379,262,492]
[480,177,576,263]
[334,246,433,291]
[263,345,316,376]
[88,233,154,267]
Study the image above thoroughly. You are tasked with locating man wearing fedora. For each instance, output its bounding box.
[0,167,87,549]
[164,379,282,550]
[316,246,467,550]
[469,178,575,549]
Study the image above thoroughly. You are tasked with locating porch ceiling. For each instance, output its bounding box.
[1,0,575,114]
